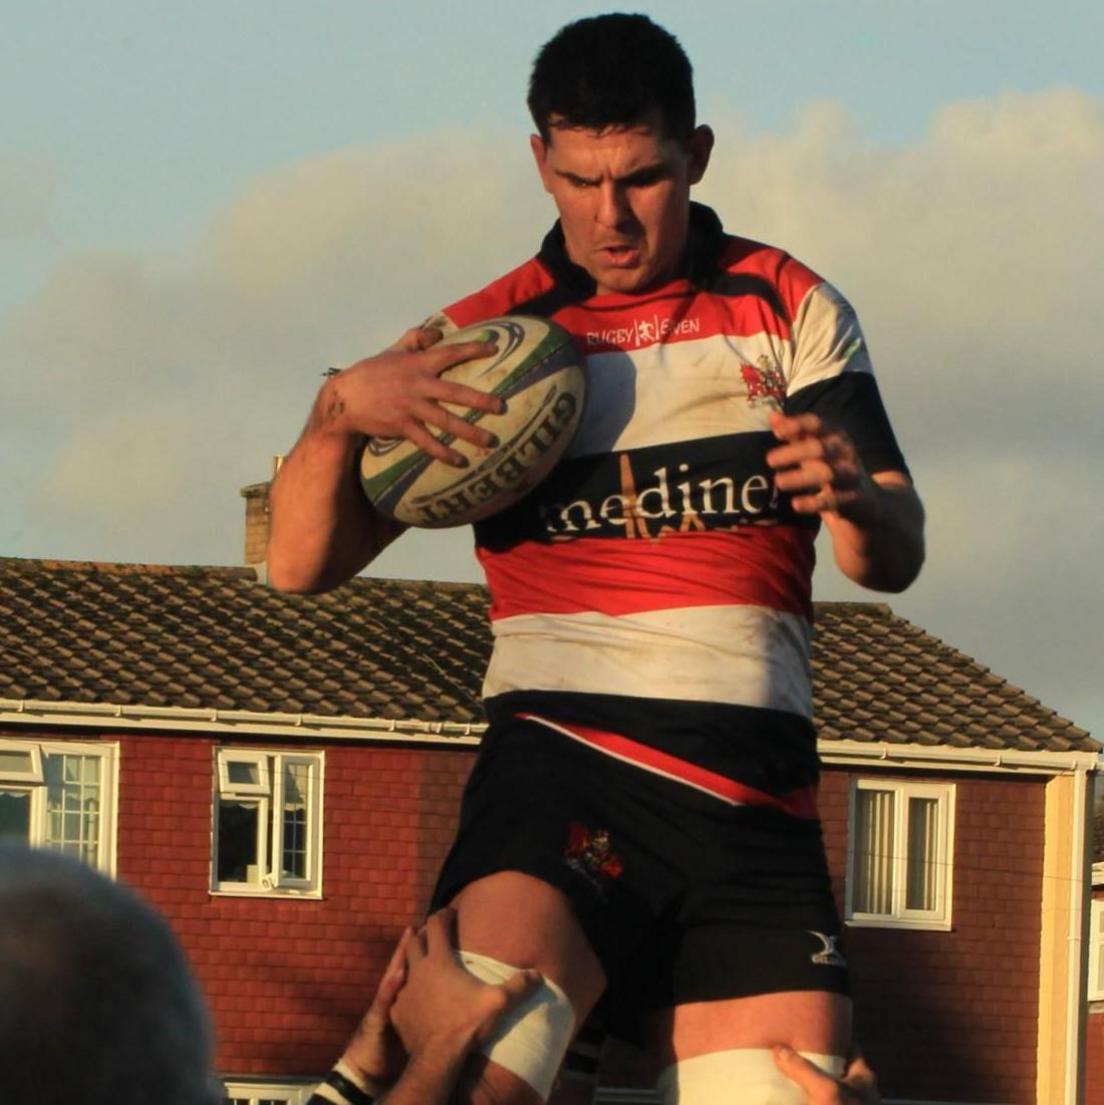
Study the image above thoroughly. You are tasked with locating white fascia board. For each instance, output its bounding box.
[1,698,1095,769]
[818,738,1098,777]
[0,697,484,746]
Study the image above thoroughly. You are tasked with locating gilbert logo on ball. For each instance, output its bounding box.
[360,316,585,528]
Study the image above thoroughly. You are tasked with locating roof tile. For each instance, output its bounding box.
[0,559,1094,754]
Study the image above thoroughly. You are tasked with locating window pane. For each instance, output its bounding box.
[906,797,939,911]
[0,749,34,775]
[218,800,261,883]
[227,761,262,787]
[281,762,309,880]
[0,791,31,841]
[854,789,895,913]
[44,754,100,865]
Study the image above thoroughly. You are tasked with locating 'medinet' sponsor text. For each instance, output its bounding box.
[541,456,780,540]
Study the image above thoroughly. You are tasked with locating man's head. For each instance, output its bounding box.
[527,13,697,143]
[527,13,713,296]
[0,844,215,1105]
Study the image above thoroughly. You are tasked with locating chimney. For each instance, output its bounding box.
[240,456,283,579]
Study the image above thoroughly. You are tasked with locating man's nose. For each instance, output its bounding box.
[596,183,633,229]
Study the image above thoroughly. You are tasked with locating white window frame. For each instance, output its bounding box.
[222,1081,313,1104]
[211,749,324,899]
[1089,899,1104,1002]
[0,738,118,875]
[845,778,956,931]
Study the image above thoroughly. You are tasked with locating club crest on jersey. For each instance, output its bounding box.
[808,931,847,968]
[740,356,786,407]
[564,822,624,888]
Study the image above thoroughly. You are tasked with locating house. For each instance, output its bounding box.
[0,537,1096,1104]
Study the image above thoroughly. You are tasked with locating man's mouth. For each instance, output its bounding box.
[600,244,642,267]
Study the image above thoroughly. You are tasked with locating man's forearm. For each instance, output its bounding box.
[267,383,404,594]
[824,477,925,593]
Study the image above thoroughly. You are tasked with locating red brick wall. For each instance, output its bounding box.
[820,768,1046,1105]
[113,732,475,1077]
[1084,887,1104,1105]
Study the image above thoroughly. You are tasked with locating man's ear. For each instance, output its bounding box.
[686,125,714,186]
[530,133,554,194]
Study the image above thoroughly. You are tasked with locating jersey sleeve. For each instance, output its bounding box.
[784,280,910,478]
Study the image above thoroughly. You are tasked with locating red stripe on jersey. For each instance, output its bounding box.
[478,528,815,621]
[439,240,826,350]
[443,258,556,328]
[519,712,819,819]
[553,287,794,354]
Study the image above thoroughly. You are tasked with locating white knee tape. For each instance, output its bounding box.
[459,950,577,1102]
[656,1049,845,1105]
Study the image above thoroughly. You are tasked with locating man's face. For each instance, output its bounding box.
[530,114,713,296]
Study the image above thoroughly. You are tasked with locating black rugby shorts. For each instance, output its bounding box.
[430,706,848,1036]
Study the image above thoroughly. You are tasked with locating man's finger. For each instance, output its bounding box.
[430,339,499,372]
[382,927,414,978]
[422,908,457,960]
[399,420,466,467]
[403,925,429,965]
[498,968,542,1008]
[373,929,413,1009]
[772,1046,833,1094]
[427,376,506,416]
[841,1054,878,1093]
[415,402,498,450]
[769,410,822,441]
[391,326,444,353]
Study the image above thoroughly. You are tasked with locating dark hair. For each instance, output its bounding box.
[528,13,696,142]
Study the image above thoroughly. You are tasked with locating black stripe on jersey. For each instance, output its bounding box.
[508,278,588,320]
[475,431,815,549]
[485,690,820,796]
[787,372,910,478]
[699,271,789,321]
[528,203,731,310]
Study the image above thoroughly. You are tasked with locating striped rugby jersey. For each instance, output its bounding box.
[429,204,908,812]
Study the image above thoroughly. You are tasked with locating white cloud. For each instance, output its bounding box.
[2,90,1100,731]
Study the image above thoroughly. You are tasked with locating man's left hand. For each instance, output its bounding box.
[766,411,877,522]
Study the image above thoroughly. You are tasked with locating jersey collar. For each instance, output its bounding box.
[536,202,728,300]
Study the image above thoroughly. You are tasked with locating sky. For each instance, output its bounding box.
[2,1,1102,740]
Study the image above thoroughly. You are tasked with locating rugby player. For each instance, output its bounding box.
[269,14,923,1105]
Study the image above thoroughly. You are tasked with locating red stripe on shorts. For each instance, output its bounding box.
[518,712,818,820]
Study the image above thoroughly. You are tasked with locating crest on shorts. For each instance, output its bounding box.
[808,931,847,968]
[564,822,624,886]
[740,356,786,408]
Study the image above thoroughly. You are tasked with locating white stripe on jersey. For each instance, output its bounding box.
[789,281,874,392]
[482,604,814,717]
[569,331,782,458]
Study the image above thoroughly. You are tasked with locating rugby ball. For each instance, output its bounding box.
[359,315,585,528]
